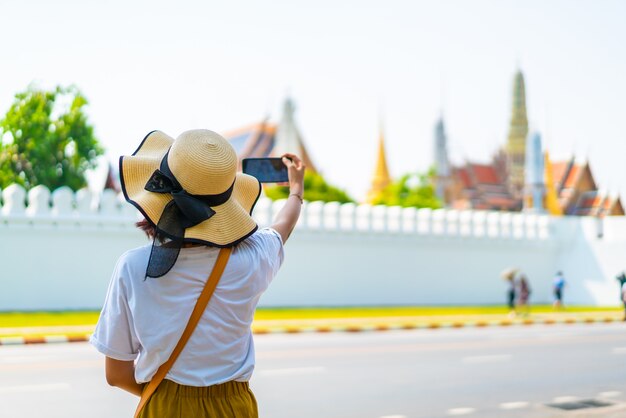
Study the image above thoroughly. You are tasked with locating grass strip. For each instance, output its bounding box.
[0,311,101,328]
[253,305,621,319]
[0,305,621,328]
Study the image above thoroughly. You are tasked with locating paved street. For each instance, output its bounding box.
[2,324,626,417]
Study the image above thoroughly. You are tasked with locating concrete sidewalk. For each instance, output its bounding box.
[1,310,623,345]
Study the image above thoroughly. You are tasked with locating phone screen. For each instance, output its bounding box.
[242,158,289,183]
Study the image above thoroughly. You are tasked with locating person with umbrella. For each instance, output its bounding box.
[501,268,518,317]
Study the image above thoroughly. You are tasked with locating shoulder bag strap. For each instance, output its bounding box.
[134,247,232,418]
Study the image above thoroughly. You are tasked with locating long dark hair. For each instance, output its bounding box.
[136,218,220,248]
[136,218,164,242]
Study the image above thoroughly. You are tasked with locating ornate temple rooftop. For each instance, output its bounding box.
[434,70,623,217]
[223,98,317,173]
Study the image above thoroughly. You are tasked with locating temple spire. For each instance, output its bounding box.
[274,96,317,173]
[505,69,529,197]
[274,97,298,156]
[523,132,545,213]
[433,115,450,201]
[366,123,391,204]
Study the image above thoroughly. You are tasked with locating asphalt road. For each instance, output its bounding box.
[2,324,626,418]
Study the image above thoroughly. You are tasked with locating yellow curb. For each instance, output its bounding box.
[315,326,332,333]
[343,326,362,332]
[1,317,623,345]
[285,327,302,334]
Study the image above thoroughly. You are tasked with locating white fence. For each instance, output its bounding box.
[1,184,625,310]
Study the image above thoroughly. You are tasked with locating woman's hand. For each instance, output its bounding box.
[271,153,306,244]
[281,153,305,198]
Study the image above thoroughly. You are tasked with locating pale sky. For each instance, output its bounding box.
[1,0,625,200]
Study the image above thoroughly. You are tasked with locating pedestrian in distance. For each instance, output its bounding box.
[618,271,626,320]
[621,282,626,322]
[506,276,516,317]
[90,130,306,418]
[500,268,517,318]
[553,271,566,310]
[516,273,532,317]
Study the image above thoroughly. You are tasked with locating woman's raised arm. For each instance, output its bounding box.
[271,153,305,244]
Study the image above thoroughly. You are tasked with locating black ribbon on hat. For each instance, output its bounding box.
[143,151,234,278]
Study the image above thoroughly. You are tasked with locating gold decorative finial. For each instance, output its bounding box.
[366,124,391,203]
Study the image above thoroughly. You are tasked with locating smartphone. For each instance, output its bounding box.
[242,157,289,183]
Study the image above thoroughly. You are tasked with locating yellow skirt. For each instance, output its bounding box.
[138,379,258,418]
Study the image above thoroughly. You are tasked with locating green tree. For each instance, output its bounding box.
[265,172,354,203]
[373,170,442,209]
[0,85,103,191]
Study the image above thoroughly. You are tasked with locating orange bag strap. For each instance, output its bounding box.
[134,247,232,418]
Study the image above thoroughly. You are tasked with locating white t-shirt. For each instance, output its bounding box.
[90,227,284,386]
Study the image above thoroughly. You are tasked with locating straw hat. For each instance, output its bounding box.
[119,129,261,247]
[500,267,519,281]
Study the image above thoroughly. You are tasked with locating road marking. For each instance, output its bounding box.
[552,396,578,403]
[0,383,70,394]
[462,354,512,364]
[599,391,621,398]
[257,366,327,377]
[44,335,69,343]
[500,401,529,409]
[379,415,407,418]
[447,407,475,415]
[611,347,626,354]
[0,356,52,364]
[0,360,100,372]
[0,337,25,345]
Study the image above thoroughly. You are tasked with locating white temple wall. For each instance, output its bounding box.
[0,184,624,310]
[552,216,626,307]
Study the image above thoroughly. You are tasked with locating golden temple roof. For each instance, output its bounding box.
[366,127,391,204]
[544,151,563,216]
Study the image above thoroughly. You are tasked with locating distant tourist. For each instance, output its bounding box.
[618,271,626,320]
[553,271,566,310]
[507,277,517,317]
[516,273,532,317]
[501,268,517,317]
[90,130,306,418]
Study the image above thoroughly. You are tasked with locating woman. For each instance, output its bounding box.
[517,273,532,317]
[90,129,305,417]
